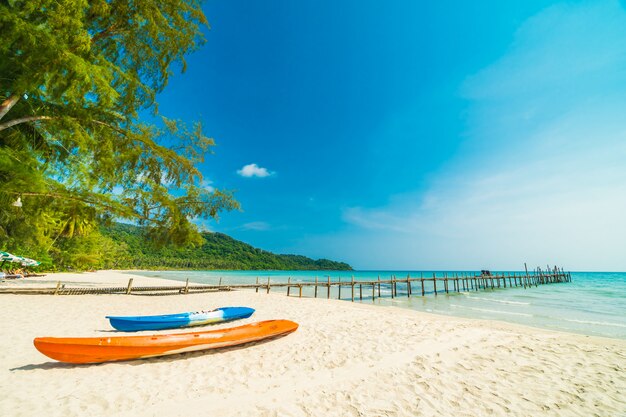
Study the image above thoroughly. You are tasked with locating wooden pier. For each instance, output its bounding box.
[0,265,571,298]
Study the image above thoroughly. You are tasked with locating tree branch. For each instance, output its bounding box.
[0,94,20,121]
[0,115,53,131]
[1,191,155,222]
[90,23,121,44]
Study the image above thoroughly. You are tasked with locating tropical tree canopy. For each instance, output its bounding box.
[0,0,238,267]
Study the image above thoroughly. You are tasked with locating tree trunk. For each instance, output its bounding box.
[0,94,20,121]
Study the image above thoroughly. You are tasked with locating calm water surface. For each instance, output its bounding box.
[128,270,626,340]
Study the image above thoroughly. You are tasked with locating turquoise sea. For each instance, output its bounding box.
[128,270,626,340]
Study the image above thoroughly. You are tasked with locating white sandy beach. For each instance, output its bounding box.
[1,271,625,417]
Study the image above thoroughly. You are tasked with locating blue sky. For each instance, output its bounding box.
[156,0,626,271]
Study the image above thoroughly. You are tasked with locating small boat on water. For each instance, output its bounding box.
[106,307,255,331]
[34,319,298,364]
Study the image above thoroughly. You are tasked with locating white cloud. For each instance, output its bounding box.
[237,163,273,178]
[240,221,271,231]
[200,179,215,192]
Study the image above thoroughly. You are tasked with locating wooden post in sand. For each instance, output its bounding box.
[266,277,271,294]
[351,276,355,302]
[287,277,291,297]
[378,275,381,298]
[314,276,318,298]
[256,277,259,293]
[54,281,61,295]
[421,272,425,296]
[327,276,331,299]
[359,283,363,300]
[372,282,375,300]
[433,272,437,295]
[299,284,303,298]
[126,278,133,295]
[184,278,190,294]
[391,275,395,299]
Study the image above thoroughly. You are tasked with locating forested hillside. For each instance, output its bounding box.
[101,223,352,271]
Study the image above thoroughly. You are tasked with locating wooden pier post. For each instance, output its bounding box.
[54,281,61,295]
[126,278,133,295]
[372,282,375,300]
[407,274,411,297]
[327,276,331,299]
[266,277,271,294]
[378,275,381,298]
[524,263,529,289]
[314,276,318,298]
[433,272,437,295]
[287,277,291,297]
[421,272,425,296]
[444,273,449,294]
[351,276,355,302]
[299,284,303,298]
[184,278,190,294]
[359,283,363,300]
[256,277,259,293]
[338,277,342,299]
[219,277,222,287]
[391,275,395,299]
[533,267,549,287]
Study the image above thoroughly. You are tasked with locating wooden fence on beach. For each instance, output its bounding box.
[0,265,571,299]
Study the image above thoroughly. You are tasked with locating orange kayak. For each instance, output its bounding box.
[33,319,298,364]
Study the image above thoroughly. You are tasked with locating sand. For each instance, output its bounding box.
[1,271,625,417]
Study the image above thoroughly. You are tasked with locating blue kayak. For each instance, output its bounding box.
[106,307,255,332]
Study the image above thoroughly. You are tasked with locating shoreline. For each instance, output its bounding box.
[4,269,625,341]
[3,270,618,341]
[2,271,625,416]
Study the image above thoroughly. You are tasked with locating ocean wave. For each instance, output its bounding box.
[464,295,530,305]
[449,304,533,317]
[563,318,626,328]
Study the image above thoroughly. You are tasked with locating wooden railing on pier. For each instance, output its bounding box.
[0,265,571,298]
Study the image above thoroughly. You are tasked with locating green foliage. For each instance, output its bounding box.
[0,0,239,260]
[0,1,239,259]
[99,223,353,271]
